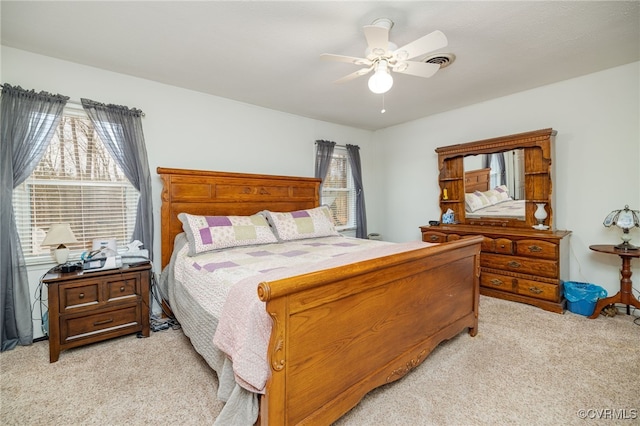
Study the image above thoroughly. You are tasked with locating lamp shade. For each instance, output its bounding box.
[42,223,78,264]
[603,205,640,250]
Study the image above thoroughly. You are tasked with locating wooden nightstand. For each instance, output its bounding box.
[43,263,151,362]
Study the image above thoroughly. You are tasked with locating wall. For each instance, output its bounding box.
[1,47,375,339]
[373,61,640,299]
[3,46,638,338]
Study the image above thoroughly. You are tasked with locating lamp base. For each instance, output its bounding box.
[53,247,70,264]
[614,242,639,251]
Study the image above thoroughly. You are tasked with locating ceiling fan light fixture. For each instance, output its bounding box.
[395,50,409,61]
[393,62,408,73]
[368,60,393,94]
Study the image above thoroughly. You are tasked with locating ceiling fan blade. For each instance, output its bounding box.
[320,53,372,66]
[393,61,441,78]
[363,24,390,54]
[394,30,448,60]
[333,67,373,84]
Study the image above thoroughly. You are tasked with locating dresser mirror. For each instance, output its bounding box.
[436,128,557,229]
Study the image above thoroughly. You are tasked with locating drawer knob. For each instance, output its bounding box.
[500,244,505,248]
[529,286,543,294]
[528,245,542,253]
[507,261,521,268]
[79,293,85,299]
[429,235,439,242]
[93,318,114,326]
[490,278,504,286]
[120,286,125,292]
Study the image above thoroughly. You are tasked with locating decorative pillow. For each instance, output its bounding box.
[483,185,511,205]
[178,213,278,256]
[465,191,492,213]
[261,206,340,241]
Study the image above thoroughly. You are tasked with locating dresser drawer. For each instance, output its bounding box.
[481,271,515,292]
[481,253,558,278]
[481,271,559,301]
[62,305,140,342]
[515,278,559,302]
[515,239,558,260]
[422,231,447,243]
[422,231,463,243]
[482,237,514,254]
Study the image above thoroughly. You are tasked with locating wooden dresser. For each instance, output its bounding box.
[43,263,151,362]
[421,224,571,313]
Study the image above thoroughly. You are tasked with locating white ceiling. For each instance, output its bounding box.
[2,1,639,131]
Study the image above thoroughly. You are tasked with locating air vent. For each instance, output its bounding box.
[423,53,456,69]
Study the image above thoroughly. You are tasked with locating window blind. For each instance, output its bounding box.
[321,148,356,230]
[14,109,139,264]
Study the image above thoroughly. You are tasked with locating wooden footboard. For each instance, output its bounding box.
[258,236,482,425]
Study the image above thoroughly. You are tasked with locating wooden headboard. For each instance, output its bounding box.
[464,168,491,193]
[157,167,321,268]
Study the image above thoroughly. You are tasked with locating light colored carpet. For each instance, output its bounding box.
[1,296,638,425]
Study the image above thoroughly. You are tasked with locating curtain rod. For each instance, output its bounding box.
[1,84,145,117]
[315,141,350,148]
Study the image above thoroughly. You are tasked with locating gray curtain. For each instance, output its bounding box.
[496,153,506,185]
[314,140,336,194]
[483,153,506,187]
[81,99,153,261]
[1,84,68,351]
[346,144,368,239]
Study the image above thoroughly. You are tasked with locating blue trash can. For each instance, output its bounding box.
[564,282,607,316]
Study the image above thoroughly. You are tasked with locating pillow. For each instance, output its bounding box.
[483,185,511,205]
[465,191,492,213]
[178,213,278,256]
[261,206,340,241]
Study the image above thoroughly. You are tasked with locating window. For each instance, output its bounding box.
[13,107,139,264]
[320,147,356,230]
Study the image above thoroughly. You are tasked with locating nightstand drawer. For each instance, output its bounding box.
[106,275,139,302]
[62,305,140,342]
[59,281,100,312]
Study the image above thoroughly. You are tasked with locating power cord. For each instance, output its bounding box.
[148,269,180,332]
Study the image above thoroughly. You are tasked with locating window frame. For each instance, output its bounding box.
[320,146,357,232]
[13,105,139,266]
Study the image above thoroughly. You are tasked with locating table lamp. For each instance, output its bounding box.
[41,223,79,264]
[603,205,640,250]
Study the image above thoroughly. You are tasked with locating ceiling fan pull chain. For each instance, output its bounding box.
[381,95,386,114]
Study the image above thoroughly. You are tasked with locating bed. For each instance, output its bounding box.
[464,168,525,220]
[157,167,482,425]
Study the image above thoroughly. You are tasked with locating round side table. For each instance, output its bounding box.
[588,245,640,319]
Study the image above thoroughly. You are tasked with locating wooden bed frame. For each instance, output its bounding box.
[158,167,482,425]
[465,168,491,193]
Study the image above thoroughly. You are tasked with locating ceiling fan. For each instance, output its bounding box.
[321,18,448,94]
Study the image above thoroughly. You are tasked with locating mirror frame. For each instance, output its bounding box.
[436,128,557,230]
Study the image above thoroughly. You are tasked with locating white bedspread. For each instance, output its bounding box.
[466,199,525,220]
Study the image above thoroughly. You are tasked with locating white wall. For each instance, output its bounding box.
[1,47,375,338]
[373,61,640,299]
